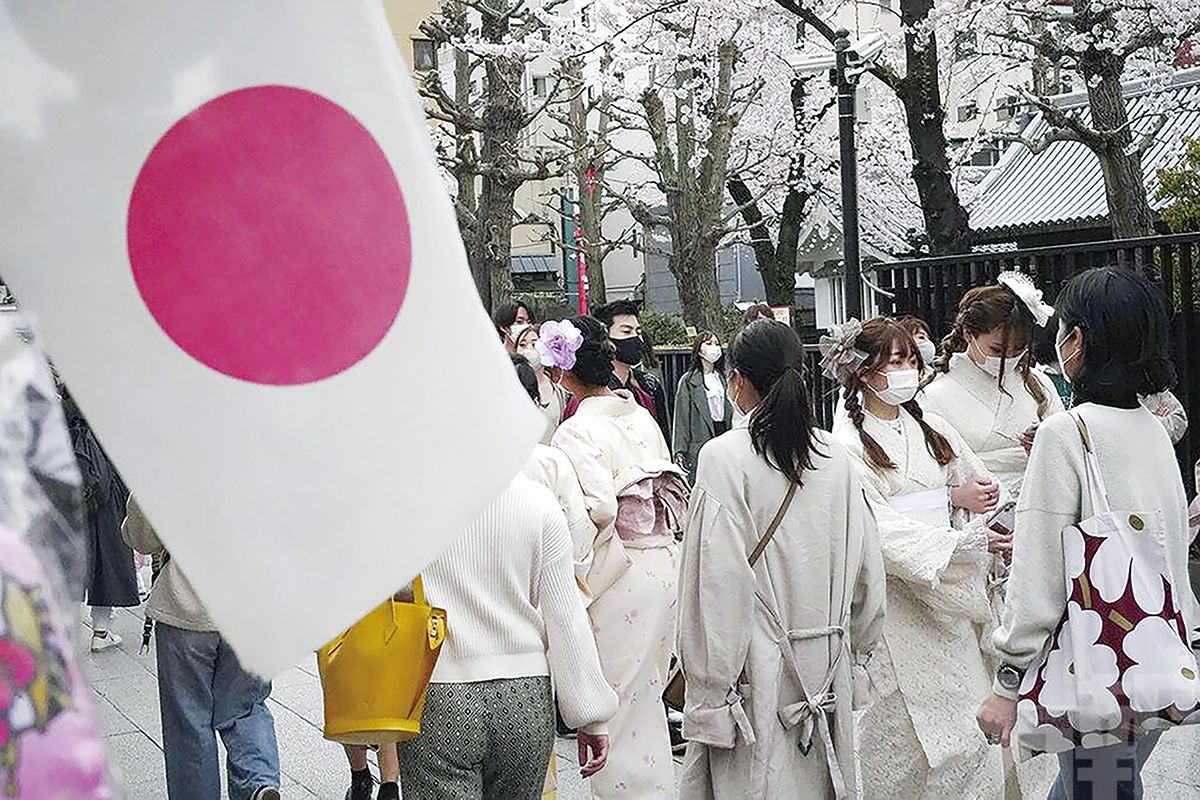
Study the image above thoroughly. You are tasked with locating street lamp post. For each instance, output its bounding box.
[785,28,885,323]
[833,29,863,321]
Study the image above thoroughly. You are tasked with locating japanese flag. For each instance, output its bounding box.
[0,1,543,675]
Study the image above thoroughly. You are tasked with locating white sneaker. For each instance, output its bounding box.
[90,632,122,652]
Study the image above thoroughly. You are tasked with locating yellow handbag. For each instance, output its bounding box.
[316,576,448,745]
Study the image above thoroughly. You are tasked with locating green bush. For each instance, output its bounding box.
[640,310,690,348]
[1155,137,1200,233]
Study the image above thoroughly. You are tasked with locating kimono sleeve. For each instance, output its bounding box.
[1141,390,1189,445]
[852,460,991,620]
[677,487,756,749]
[936,416,1010,509]
[845,474,886,662]
[541,449,599,588]
[552,422,618,534]
[852,460,958,589]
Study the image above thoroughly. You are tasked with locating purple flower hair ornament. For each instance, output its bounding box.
[535,320,584,370]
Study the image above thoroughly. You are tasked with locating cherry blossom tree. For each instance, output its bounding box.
[947,0,1200,239]
[419,0,576,309]
[775,0,975,255]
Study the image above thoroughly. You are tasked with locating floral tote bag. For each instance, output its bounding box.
[1013,414,1200,759]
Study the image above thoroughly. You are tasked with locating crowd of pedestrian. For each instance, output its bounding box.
[85,268,1200,800]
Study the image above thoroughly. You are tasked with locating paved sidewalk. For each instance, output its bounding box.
[87,605,1200,799]
[84,606,601,799]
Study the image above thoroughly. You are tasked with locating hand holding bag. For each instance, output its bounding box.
[317,576,448,745]
[1013,414,1200,758]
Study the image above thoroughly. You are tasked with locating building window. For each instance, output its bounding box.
[996,96,1021,121]
[957,101,979,123]
[412,39,437,72]
[532,75,548,97]
[970,144,1002,167]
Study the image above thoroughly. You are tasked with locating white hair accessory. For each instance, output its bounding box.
[997,271,1054,328]
[818,319,868,383]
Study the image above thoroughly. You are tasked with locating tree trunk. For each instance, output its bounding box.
[725,75,814,311]
[672,236,724,332]
[726,176,798,307]
[478,177,518,307]
[1083,64,1156,239]
[566,55,609,306]
[476,4,526,308]
[900,0,973,255]
[577,178,607,304]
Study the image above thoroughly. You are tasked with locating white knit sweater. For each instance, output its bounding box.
[421,476,618,734]
[991,403,1196,698]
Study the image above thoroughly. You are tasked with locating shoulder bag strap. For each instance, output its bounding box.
[1072,412,1112,515]
[749,481,799,567]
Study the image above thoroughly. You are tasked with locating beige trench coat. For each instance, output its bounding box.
[676,424,886,799]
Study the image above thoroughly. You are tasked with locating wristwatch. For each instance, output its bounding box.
[997,663,1025,692]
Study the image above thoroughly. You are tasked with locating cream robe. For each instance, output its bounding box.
[676,424,886,799]
[522,444,598,595]
[834,409,1057,799]
[552,395,678,799]
[921,354,1064,499]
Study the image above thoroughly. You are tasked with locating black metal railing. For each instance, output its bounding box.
[657,345,840,433]
[874,232,1200,491]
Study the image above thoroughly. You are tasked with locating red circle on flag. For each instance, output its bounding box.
[127,85,411,385]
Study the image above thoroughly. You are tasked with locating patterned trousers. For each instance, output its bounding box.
[399,676,555,800]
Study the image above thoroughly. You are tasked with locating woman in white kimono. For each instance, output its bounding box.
[676,319,887,799]
[829,316,1024,798]
[512,353,597,589]
[922,272,1065,500]
[544,317,687,799]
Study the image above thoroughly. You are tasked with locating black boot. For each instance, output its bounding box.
[345,768,373,800]
[377,782,400,800]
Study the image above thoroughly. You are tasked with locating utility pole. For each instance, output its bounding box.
[833,29,863,321]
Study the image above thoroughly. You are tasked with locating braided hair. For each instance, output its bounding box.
[845,317,957,472]
[931,285,1051,419]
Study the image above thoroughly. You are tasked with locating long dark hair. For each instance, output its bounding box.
[510,354,541,404]
[730,320,823,485]
[566,316,617,388]
[1056,267,1174,407]
[841,317,956,472]
[688,330,720,375]
[933,284,1052,419]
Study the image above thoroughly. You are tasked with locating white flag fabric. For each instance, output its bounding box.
[0,1,543,675]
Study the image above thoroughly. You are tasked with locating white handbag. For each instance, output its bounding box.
[1013,414,1200,759]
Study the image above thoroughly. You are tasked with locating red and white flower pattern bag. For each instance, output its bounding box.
[1013,415,1200,759]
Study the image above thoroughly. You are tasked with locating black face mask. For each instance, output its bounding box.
[613,336,645,366]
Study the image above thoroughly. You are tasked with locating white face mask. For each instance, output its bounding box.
[518,346,541,368]
[727,376,741,409]
[700,343,723,364]
[917,340,936,365]
[969,338,1025,379]
[1055,332,1081,382]
[869,368,920,406]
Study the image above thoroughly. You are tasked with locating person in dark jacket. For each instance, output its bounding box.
[62,388,137,652]
[671,331,733,482]
[562,300,671,442]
